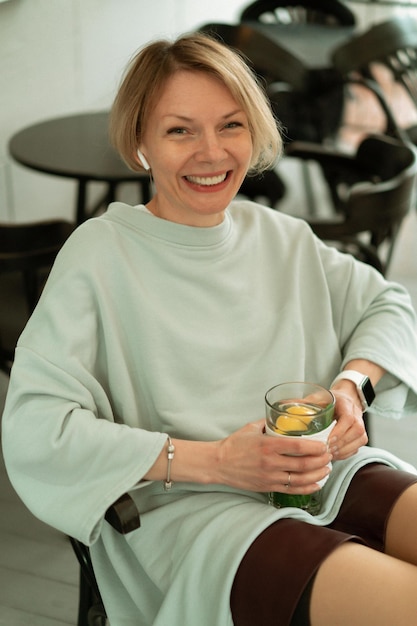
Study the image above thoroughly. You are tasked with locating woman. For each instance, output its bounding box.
[3,33,417,626]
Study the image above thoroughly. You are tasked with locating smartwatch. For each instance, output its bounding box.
[331,370,375,412]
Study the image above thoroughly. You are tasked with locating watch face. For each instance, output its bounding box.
[363,378,375,406]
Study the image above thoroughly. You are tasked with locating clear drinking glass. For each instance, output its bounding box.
[265,382,336,515]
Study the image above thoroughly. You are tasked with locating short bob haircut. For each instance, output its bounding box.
[109,32,283,175]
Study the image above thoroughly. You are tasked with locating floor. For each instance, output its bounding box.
[0,177,416,625]
[0,450,79,625]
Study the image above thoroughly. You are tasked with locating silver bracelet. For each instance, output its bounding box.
[163,435,175,491]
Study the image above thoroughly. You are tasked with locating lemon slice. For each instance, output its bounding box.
[273,404,317,433]
[286,404,316,417]
[274,415,309,433]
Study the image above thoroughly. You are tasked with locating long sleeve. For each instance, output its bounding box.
[315,237,417,416]
[1,223,167,543]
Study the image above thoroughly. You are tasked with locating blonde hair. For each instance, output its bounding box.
[109,32,282,174]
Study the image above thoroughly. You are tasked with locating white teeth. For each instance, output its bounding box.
[186,173,227,186]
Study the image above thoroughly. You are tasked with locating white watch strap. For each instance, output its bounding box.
[331,370,369,411]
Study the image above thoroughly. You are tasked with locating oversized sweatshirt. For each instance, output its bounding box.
[2,200,417,625]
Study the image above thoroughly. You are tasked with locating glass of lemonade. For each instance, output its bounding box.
[265,382,336,515]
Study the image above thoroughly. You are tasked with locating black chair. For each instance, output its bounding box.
[240,0,356,26]
[331,15,417,147]
[239,169,286,208]
[285,133,417,275]
[240,0,356,142]
[239,0,358,212]
[70,494,141,626]
[201,3,357,212]
[201,11,355,145]
[0,219,75,373]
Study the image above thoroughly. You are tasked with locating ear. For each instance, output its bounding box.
[137,148,150,171]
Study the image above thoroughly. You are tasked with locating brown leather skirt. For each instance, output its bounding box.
[230,463,417,626]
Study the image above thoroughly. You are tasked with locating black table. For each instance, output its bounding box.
[9,111,151,224]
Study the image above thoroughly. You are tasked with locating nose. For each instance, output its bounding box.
[195,131,227,163]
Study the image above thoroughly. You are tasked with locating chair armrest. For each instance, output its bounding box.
[104,493,141,534]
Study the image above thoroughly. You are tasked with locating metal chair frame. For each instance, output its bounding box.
[240,0,356,26]
[285,133,417,275]
[70,494,141,626]
[331,15,417,145]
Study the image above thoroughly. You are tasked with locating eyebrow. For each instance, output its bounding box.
[162,109,244,122]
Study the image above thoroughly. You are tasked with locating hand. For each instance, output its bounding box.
[329,390,368,460]
[214,418,333,495]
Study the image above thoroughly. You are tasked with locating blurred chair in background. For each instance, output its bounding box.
[70,493,140,626]
[201,1,358,211]
[239,168,286,208]
[240,0,356,26]
[238,0,357,145]
[0,219,74,373]
[331,15,417,149]
[202,1,356,144]
[285,133,417,275]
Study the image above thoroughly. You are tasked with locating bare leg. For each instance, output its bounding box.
[385,483,417,564]
[310,483,417,626]
[310,542,417,625]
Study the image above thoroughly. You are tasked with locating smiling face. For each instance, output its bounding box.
[140,70,253,227]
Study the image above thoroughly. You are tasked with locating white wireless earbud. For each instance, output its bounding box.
[137,149,150,171]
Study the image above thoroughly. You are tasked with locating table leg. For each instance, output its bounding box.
[76,180,87,225]
[76,178,151,224]
[141,179,151,204]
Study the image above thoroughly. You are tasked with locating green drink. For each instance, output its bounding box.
[265,383,335,515]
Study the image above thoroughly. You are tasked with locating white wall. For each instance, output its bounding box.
[1,0,414,222]
[0,0,245,222]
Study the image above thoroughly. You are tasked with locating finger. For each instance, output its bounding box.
[333,432,368,460]
[330,414,366,453]
[331,417,367,454]
[278,451,332,473]
[270,465,331,493]
[273,437,329,457]
[330,415,355,440]
[248,418,267,432]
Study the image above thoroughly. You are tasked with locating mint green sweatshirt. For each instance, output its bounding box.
[2,200,417,625]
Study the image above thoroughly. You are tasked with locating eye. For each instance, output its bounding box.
[223,121,244,130]
[167,127,188,135]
